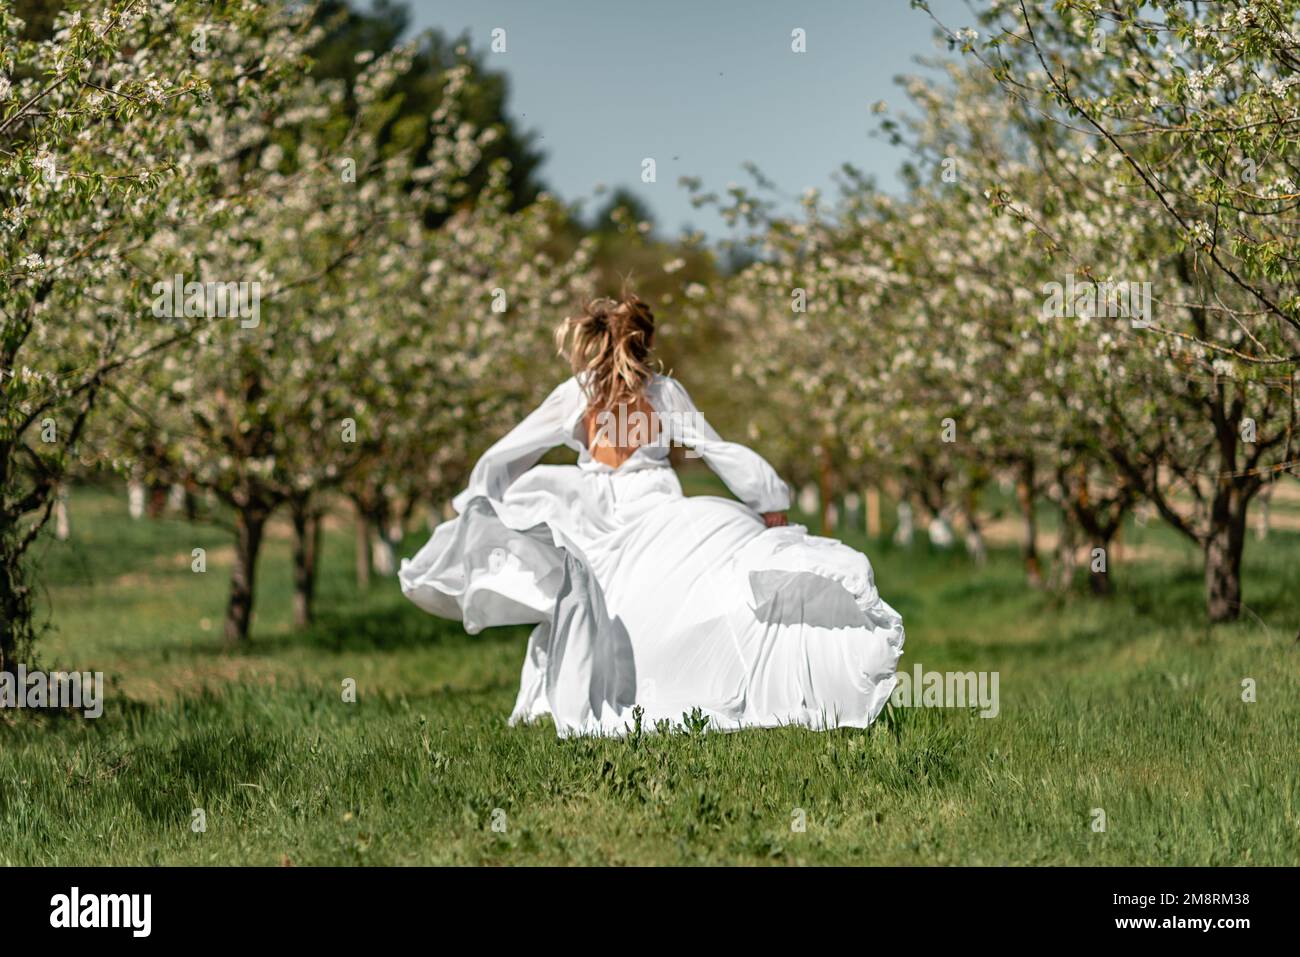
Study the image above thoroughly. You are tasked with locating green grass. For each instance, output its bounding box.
[1,480,1297,865]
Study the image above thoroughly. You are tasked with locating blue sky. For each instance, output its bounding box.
[402,0,972,238]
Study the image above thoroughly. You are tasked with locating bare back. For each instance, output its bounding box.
[584,394,660,469]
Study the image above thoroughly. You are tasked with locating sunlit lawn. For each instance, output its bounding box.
[1,480,1296,865]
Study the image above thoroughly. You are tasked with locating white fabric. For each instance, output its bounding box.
[400,374,904,737]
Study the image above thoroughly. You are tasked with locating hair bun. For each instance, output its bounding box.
[555,288,657,411]
[586,297,616,332]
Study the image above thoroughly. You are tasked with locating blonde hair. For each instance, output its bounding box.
[554,290,657,412]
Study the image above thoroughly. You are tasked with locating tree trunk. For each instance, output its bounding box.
[1016,458,1043,588]
[865,486,881,538]
[224,505,268,645]
[354,506,371,590]
[166,483,187,514]
[893,498,915,546]
[147,482,168,518]
[0,545,26,680]
[1049,506,1078,592]
[291,504,321,629]
[927,508,955,548]
[818,444,834,534]
[1204,486,1249,623]
[54,489,70,541]
[1088,536,1113,595]
[959,489,986,564]
[372,528,397,576]
[127,479,146,519]
[1255,483,1273,541]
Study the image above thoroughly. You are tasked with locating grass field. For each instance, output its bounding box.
[1,480,1297,865]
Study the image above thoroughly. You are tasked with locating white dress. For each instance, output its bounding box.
[399,374,905,737]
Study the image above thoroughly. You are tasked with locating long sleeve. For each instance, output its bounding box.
[452,378,581,513]
[658,376,790,514]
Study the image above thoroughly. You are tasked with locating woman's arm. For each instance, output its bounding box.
[659,377,791,515]
[451,378,580,512]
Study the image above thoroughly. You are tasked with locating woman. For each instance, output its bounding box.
[399,292,904,737]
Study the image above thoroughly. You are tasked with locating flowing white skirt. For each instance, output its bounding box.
[399,464,905,737]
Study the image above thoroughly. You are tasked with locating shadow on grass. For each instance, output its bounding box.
[929,618,1122,666]
[124,724,278,826]
[246,591,532,656]
[300,601,459,652]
